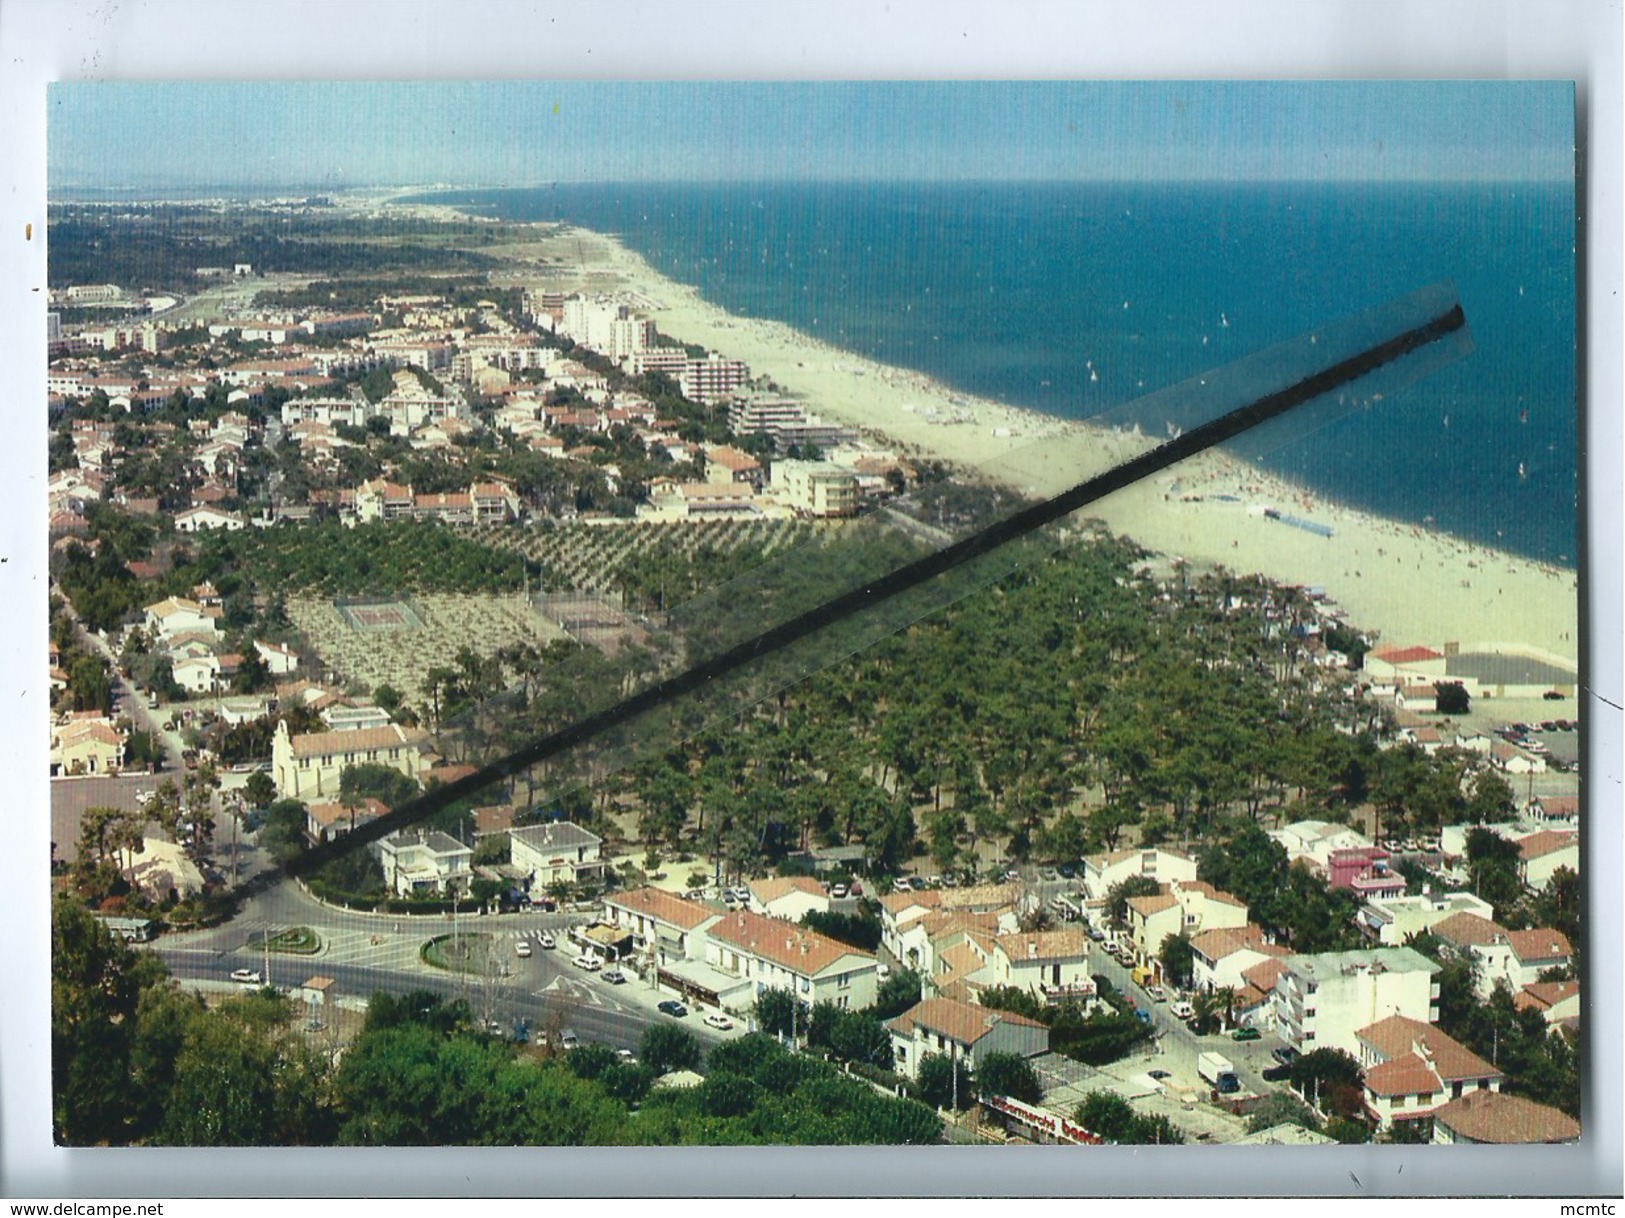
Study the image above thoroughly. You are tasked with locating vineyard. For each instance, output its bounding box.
[470,517,850,601]
[287,592,568,707]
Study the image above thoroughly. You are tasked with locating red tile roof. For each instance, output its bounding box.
[1356,1015,1501,1084]
[1507,928,1572,963]
[1518,830,1577,861]
[1432,1089,1579,1143]
[708,908,872,977]
[1363,1055,1443,1100]
[1370,645,1445,665]
[887,996,1045,1047]
[1515,980,1579,1013]
[1430,911,1507,948]
[605,885,716,932]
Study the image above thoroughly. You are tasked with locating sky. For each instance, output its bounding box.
[47,80,1575,192]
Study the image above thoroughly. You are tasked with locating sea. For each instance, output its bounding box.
[416,180,1578,566]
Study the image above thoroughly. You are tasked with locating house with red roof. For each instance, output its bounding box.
[747,875,831,922]
[1514,979,1580,1032]
[705,908,878,1011]
[603,885,722,966]
[1356,1015,1502,1133]
[1516,829,1578,888]
[1431,1089,1578,1144]
[1125,879,1249,975]
[887,996,1049,1083]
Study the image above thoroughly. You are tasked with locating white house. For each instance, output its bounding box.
[372,829,472,896]
[704,908,878,1013]
[1189,923,1290,993]
[1080,846,1198,902]
[1513,980,1581,1031]
[748,875,831,922]
[887,996,1049,1083]
[1272,947,1440,1056]
[143,596,219,641]
[1269,819,1373,870]
[1469,928,1573,1000]
[1517,831,1579,888]
[253,639,300,676]
[508,821,604,891]
[170,652,222,694]
[1124,880,1249,973]
[174,506,246,532]
[985,930,1094,1005]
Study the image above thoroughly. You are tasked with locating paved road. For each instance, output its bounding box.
[156,875,739,1055]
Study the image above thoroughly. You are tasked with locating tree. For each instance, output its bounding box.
[916,1053,974,1111]
[1158,931,1196,990]
[52,896,144,1143]
[754,988,810,1041]
[1105,874,1160,928]
[1289,1048,1365,1120]
[976,1052,1043,1104]
[1466,826,1525,916]
[870,968,924,1021]
[243,770,276,809]
[1434,682,1471,715]
[1245,1091,1322,1134]
[639,1022,701,1075]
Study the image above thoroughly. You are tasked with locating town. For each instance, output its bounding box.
[47,198,1581,1148]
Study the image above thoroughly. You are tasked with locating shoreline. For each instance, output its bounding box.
[382,201,1580,664]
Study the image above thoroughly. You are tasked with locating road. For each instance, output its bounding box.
[154,874,738,1056]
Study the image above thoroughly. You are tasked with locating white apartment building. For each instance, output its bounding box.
[603,886,721,966]
[1272,947,1441,1056]
[372,829,472,897]
[771,460,859,518]
[986,930,1094,1005]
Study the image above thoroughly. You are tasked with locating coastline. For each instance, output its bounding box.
[394,202,1579,665]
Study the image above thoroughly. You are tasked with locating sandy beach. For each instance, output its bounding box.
[426,208,1578,666]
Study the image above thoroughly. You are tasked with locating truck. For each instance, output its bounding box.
[1198,1052,1240,1095]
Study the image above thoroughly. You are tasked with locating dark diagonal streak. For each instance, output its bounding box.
[287,300,1467,878]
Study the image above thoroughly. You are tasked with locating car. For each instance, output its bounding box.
[704,1012,735,1031]
[1148,1069,1171,1080]
[571,954,602,971]
[560,1028,579,1050]
[1058,863,1077,879]
[1543,689,1565,701]
[657,1000,689,1018]
[230,968,262,984]
[538,932,556,949]
[616,1049,636,1064]
[892,878,912,894]
[876,962,891,981]
[1146,985,1167,1003]
[515,939,532,958]
[601,968,627,985]
[1272,1046,1298,1066]
[829,883,849,899]
[849,881,864,897]
[1231,1027,1261,1042]
[1041,868,1060,882]
[1170,1001,1195,1020]
[908,876,927,891]
[1262,1063,1294,1083]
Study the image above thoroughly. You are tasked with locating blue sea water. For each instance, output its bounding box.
[425,180,1577,566]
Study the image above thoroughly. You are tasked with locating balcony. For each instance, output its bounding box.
[1040,982,1097,1004]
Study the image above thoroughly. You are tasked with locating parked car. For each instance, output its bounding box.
[571,954,602,971]
[538,932,556,949]
[1058,863,1077,879]
[229,968,261,984]
[908,876,927,891]
[1148,1069,1171,1081]
[849,881,864,897]
[617,1049,636,1064]
[1146,985,1167,1003]
[657,1000,689,1018]
[829,884,849,899]
[1262,1063,1294,1083]
[1271,1046,1298,1066]
[1041,868,1060,881]
[560,1028,579,1050]
[893,878,912,894]
[704,1012,734,1031]
[601,968,627,985]
[1231,1027,1261,1042]
[515,940,532,958]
